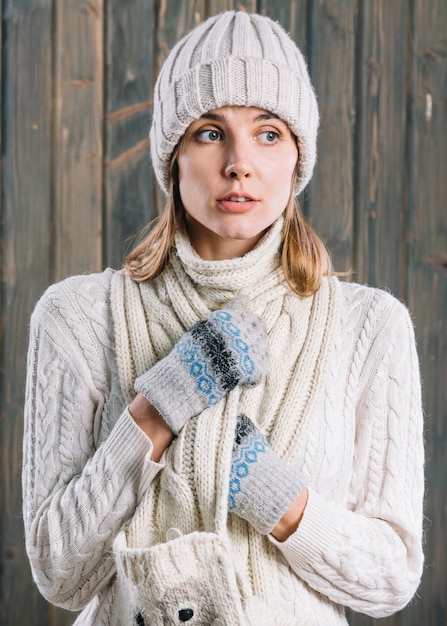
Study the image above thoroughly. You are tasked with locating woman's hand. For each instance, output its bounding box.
[270,488,309,542]
[129,393,175,462]
[134,295,269,435]
[228,414,307,537]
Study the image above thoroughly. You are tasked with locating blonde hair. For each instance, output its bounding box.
[125,155,332,298]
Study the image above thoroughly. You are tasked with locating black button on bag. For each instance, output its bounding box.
[178,607,194,621]
[134,613,145,626]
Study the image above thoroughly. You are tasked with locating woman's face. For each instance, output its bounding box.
[177,105,298,260]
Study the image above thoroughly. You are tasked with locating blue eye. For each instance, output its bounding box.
[259,130,279,144]
[197,129,222,142]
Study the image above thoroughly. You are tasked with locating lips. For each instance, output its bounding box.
[220,192,257,202]
[218,192,258,213]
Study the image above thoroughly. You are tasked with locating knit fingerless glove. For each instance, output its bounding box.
[134,297,269,435]
[228,414,304,535]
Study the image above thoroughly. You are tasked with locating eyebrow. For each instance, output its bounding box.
[200,111,280,122]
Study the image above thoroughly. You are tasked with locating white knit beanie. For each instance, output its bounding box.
[150,10,319,196]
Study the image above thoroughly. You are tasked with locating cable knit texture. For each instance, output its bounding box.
[22,219,424,625]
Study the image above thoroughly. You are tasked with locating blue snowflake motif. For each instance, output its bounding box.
[227,432,269,511]
[176,336,219,401]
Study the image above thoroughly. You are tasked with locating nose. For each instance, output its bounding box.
[224,163,251,179]
[223,139,253,179]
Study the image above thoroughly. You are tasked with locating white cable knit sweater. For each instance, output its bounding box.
[23,220,424,625]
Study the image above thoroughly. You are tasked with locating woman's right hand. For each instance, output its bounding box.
[128,394,175,462]
[134,295,269,434]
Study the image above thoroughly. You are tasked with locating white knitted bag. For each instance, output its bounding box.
[113,384,317,626]
[115,528,315,625]
[114,461,313,626]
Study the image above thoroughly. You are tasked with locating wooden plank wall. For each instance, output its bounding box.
[0,1,445,624]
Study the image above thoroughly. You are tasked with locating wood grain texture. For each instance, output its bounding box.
[53,0,103,281]
[104,0,155,269]
[354,0,409,297]
[0,2,54,624]
[259,0,308,51]
[406,0,447,622]
[305,0,356,274]
[208,0,256,15]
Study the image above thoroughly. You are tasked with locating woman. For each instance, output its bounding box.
[23,11,424,625]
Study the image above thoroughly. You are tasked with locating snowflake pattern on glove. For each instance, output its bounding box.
[228,414,270,511]
[176,310,256,407]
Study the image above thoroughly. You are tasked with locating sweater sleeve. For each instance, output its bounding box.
[22,273,164,611]
[270,295,424,618]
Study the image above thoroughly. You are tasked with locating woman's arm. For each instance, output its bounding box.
[270,488,308,542]
[22,276,164,611]
[129,394,175,462]
[270,298,424,617]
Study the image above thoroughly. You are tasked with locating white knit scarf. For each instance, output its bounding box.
[111,218,341,624]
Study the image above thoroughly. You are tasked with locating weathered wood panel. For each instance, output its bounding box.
[406,0,447,622]
[208,0,256,15]
[0,1,446,624]
[53,0,103,281]
[259,0,308,49]
[0,1,54,624]
[104,0,155,269]
[306,0,356,274]
[354,0,409,298]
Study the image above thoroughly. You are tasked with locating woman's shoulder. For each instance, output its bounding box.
[338,279,414,342]
[31,268,117,337]
[36,267,114,306]
[339,279,409,314]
